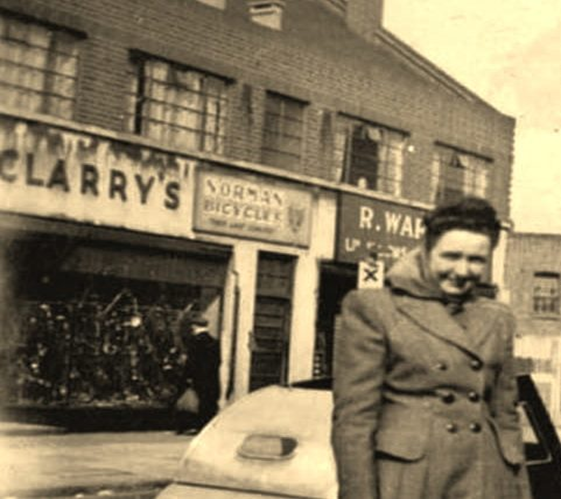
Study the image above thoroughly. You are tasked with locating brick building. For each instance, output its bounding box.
[505,233,561,428]
[0,0,516,418]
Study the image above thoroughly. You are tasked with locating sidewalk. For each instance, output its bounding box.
[0,421,66,437]
[0,423,192,498]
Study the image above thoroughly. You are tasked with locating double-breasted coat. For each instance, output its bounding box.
[331,254,532,499]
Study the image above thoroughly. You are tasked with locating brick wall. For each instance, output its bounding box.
[0,0,514,218]
[346,0,383,41]
[506,233,561,336]
[506,233,561,425]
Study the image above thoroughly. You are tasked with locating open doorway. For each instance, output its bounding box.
[314,263,356,378]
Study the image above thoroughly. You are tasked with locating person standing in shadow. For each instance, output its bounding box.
[175,310,220,435]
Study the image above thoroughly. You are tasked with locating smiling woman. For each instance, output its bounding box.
[426,230,491,297]
[422,197,500,300]
[332,196,533,499]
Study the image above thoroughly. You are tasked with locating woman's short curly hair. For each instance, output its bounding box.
[423,196,501,250]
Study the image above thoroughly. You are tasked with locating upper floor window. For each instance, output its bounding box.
[261,92,305,169]
[533,272,559,315]
[334,116,406,197]
[126,55,229,154]
[431,145,491,204]
[0,13,80,119]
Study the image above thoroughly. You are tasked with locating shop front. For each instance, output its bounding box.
[314,192,427,377]
[0,113,230,416]
[192,164,316,394]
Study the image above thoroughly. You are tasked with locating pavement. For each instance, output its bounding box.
[0,422,193,498]
[4,420,560,499]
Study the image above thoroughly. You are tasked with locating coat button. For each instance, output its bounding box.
[470,359,483,371]
[468,391,480,403]
[469,422,482,433]
[441,392,456,404]
[445,423,458,433]
[435,361,448,371]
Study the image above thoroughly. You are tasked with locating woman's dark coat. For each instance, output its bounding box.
[331,249,532,499]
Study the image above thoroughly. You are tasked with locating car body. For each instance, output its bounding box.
[157,374,561,499]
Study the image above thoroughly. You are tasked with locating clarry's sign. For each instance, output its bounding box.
[194,166,312,247]
[336,193,427,264]
[0,116,194,237]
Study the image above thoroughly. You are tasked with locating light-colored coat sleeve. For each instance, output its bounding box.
[493,313,522,446]
[489,309,526,463]
[331,290,388,499]
[490,309,533,498]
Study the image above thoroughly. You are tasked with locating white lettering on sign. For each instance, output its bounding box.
[384,211,424,239]
[359,206,375,229]
[337,194,427,264]
[387,244,409,260]
[357,205,425,241]
[345,237,361,252]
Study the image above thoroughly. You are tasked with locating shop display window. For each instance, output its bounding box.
[0,236,224,408]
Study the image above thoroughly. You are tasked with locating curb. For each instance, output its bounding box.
[0,423,66,437]
[1,479,170,498]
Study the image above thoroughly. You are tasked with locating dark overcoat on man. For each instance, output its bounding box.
[331,250,532,499]
[187,329,220,427]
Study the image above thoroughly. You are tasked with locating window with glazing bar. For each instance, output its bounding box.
[126,55,229,154]
[261,92,305,169]
[431,144,491,204]
[334,116,406,197]
[0,13,80,119]
[533,273,560,315]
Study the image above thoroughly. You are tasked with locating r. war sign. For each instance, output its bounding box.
[336,193,427,264]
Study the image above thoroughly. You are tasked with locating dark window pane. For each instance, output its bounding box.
[432,145,491,202]
[533,273,560,314]
[340,120,406,196]
[261,92,304,169]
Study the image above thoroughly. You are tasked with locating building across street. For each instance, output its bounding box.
[0,0,517,428]
[506,232,561,430]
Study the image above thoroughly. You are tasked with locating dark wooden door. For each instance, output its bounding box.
[249,253,294,391]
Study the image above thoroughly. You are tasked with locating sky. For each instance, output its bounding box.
[384,0,561,233]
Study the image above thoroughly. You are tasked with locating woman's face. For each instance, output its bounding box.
[427,229,492,297]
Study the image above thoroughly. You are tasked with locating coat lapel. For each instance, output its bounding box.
[462,301,501,351]
[393,294,479,356]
